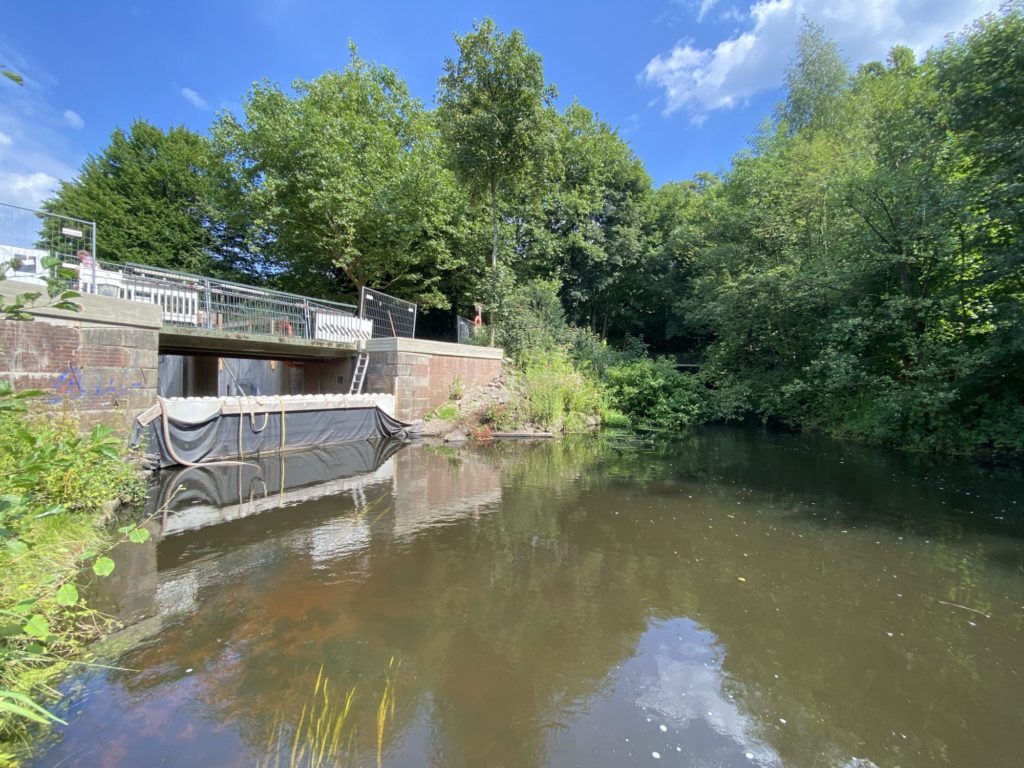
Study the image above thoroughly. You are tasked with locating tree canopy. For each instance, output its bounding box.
[41,120,239,275]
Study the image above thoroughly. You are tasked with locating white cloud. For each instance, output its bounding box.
[0,45,81,211]
[181,87,209,110]
[720,5,746,22]
[698,0,722,21]
[642,0,1003,119]
[63,109,84,129]
[0,171,60,209]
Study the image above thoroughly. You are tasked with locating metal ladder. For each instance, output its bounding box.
[348,351,369,395]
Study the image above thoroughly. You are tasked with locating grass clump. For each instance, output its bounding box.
[431,403,460,422]
[259,659,398,768]
[519,349,603,432]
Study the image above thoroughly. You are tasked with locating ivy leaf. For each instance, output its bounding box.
[127,527,150,544]
[92,556,115,577]
[5,540,28,555]
[22,614,50,639]
[55,583,79,606]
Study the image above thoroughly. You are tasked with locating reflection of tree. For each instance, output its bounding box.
[61,430,1024,768]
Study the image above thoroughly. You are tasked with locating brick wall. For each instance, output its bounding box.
[0,282,162,434]
[364,339,503,422]
[0,320,159,432]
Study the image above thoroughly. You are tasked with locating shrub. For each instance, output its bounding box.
[483,403,522,431]
[494,279,568,362]
[603,357,706,432]
[0,396,141,534]
[567,327,647,376]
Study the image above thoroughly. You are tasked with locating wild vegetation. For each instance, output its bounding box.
[0,266,145,762]
[40,5,1023,456]
[0,388,145,762]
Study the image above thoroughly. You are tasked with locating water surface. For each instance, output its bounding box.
[35,428,1024,767]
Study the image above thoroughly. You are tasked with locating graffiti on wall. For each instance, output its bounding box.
[50,363,146,405]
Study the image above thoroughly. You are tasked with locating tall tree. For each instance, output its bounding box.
[216,47,459,307]
[436,18,553,339]
[542,103,651,336]
[780,17,850,135]
[41,120,234,275]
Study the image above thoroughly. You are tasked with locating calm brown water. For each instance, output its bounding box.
[35,428,1024,768]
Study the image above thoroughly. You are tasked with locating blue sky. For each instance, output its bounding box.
[0,0,1000,210]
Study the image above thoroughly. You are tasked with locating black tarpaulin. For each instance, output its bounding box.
[147,439,404,536]
[138,405,410,468]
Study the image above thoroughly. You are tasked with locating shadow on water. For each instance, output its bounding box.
[34,427,1024,768]
[613,424,1024,546]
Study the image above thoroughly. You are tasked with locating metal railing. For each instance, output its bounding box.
[77,260,368,342]
[2,201,418,343]
[0,201,96,283]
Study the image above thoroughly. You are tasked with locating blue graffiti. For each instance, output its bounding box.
[51,364,83,403]
[50,364,145,404]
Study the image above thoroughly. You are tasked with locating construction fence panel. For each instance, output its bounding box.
[359,287,417,339]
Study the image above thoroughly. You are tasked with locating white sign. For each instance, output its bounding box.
[61,226,84,238]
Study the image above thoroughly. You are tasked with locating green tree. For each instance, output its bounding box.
[677,6,1023,456]
[779,17,850,135]
[41,120,236,275]
[217,47,459,307]
[436,18,554,338]
[542,104,651,337]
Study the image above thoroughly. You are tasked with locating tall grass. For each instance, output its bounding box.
[521,349,603,432]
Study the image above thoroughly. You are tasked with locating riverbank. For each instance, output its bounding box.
[418,351,611,441]
[0,391,144,766]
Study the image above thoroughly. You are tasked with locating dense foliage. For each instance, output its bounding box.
[681,10,1024,455]
[41,6,1023,456]
[0,386,145,758]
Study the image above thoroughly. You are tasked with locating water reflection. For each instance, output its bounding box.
[548,618,781,767]
[35,429,1024,768]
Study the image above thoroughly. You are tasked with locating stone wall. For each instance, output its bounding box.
[364,338,503,422]
[0,280,161,433]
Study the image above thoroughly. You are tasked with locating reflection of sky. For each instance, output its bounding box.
[636,618,780,766]
[547,617,782,767]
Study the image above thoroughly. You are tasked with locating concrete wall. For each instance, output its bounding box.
[0,279,161,433]
[364,338,503,422]
[304,356,357,395]
[159,354,357,398]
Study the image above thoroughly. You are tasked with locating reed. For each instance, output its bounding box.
[260,660,398,768]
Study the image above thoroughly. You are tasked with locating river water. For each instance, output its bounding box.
[34,427,1023,767]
